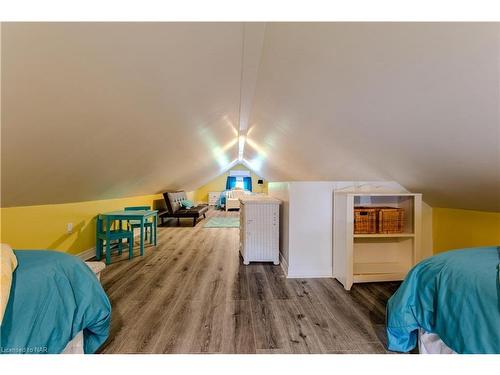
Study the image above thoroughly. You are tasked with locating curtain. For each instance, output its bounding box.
[226,176,236,190]
[243,177,252,192]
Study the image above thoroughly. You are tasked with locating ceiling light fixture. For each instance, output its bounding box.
[238,134,246,161]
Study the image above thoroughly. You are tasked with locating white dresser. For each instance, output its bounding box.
[239,196,281,265]
[208,191,221,206]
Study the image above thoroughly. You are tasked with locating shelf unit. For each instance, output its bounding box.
[333,192,422,290]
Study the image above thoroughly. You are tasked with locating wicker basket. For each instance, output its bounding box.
[378,207,405,233]
[354,207,378,234]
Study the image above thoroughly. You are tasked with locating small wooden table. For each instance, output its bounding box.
[100,209,158,258]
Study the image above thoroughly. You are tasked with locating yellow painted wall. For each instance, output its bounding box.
[0,194,162,255]
[194,164,268,204]
[433,207,500,253]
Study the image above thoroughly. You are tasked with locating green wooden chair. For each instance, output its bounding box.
[125,206,154,244]
[96,215,134,265]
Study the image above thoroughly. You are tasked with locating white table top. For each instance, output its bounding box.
[239,196,281,204]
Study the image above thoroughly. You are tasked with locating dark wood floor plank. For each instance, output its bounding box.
[273,300,323,353]
[187,233,229,353]
[343,284,387,325]
[357,342,387,354]
[98,208,401,354]
[230,265,250,300]
[154,227,230,353]
[247,271,274,302]
[221,300,256,353]
[309,279,381,343]
[246,270,289,351]
[108,244,208,353]
[289,280,357,351]
[153,299,203,354]
[249,298,290,351]
[188,300,226,353]
[262,264,292,300]
[99,249,199,353]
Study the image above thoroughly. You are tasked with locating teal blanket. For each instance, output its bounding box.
[387,246,500,354]
[1,251,111,354]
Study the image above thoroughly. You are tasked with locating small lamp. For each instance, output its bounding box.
[257,179,264,193]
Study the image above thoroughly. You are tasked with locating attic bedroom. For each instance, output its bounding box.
[1,19,499,360]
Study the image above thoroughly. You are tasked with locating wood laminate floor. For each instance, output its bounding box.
[98,208,405,354]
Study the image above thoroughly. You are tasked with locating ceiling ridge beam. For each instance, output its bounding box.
[237,22,266,161]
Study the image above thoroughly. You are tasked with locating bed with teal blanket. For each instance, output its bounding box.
[1,250,111,354]
[386,246,500,354]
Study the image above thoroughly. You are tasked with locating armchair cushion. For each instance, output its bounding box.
[180,199,195,209]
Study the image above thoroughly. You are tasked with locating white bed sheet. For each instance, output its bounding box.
[418,329,456,354]
[62,331,84,354]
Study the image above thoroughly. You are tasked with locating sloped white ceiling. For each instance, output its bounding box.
[245,23,500,211]
[1,22,499,210]
[1,23,243,206]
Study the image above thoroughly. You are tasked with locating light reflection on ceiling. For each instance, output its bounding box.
[214,138,238,168]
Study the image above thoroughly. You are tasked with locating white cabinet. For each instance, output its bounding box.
[208,191,221,206]
[239,196,281,265]
[333,193,422,290]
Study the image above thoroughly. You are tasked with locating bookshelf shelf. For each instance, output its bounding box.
[333,192,422,290]
[353,233,415,238]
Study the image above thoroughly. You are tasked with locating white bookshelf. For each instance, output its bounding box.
[333,192,422,290]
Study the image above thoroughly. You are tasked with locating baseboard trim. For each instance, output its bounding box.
[286,273,333,279]
[77,247,96,261]
[76,232,145,261]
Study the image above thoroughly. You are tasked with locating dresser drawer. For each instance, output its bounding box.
[208,192,221,205]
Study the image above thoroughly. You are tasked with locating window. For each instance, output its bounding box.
[235,177,244,189]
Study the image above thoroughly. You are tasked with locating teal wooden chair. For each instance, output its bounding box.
[96,215,134,265]
[125,206,154,244]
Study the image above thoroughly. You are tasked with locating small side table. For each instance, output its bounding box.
[208,192,221,206]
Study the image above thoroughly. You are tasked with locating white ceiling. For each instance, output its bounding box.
[1,22,499,210]
[245,23,500,211]
[1,23,243,206]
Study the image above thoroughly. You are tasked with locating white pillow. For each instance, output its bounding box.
[1,243,18,325]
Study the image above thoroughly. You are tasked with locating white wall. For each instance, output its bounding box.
[287,182,336,277]
[269,180,433,278]
[267,182,290,273]
[186,191,196,202]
